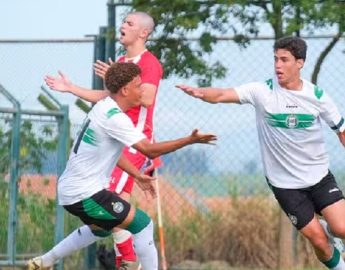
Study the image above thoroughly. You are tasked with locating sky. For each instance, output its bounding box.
[0,0,116,39]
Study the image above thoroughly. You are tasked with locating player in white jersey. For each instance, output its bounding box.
[27,62,217,270]
[176,36,345,270]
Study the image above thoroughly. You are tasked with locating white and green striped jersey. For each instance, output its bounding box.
[234,78,345,189]
[58,97,146,205]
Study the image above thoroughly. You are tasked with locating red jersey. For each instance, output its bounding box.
[117,50,163,139]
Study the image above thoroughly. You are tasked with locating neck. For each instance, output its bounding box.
[110,94,130,112]
[125,43,147,58]
[280,78,303,91]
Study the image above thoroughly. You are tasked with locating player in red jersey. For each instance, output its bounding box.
[33,12,163,270]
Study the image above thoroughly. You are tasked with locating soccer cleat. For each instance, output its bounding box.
[26,257,52,270]
[320,219,345,253]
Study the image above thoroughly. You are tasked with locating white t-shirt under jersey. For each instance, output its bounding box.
[58,97,146,205]
[234,78,345,189]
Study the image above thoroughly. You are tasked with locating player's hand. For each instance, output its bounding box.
[94,58,114,79]
[190,129,217,145]
[176,84,204,98]
[135,174,156,199]
[44,71,72,92]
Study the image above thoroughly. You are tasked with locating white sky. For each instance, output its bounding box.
[0,0,110,39]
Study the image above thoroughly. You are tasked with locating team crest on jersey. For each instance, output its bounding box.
[285,115,298,129]
[112,202,124,213]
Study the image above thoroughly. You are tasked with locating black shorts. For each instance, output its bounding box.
[267,171,344,230]
[64,189,131,231]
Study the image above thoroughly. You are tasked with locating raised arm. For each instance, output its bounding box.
[44,71,109,103]
[132,129,217,159]
[176,84,240,104]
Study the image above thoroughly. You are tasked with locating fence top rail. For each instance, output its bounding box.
[0,34,344,44]
[0,38,95,43]
[0,107,66,117]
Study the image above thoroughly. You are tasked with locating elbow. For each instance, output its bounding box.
[146,152,158,159]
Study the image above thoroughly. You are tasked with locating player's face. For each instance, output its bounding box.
[274,49,304,87]
[119,14,143,46]
[126,75,143,107]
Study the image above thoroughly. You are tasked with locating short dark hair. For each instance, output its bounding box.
[274,36,307,61]
[105,62,141,94]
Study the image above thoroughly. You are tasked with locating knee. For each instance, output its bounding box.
[330,223,345,239]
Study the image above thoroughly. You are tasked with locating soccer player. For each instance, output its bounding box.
[42,11,162,268]
[177,36,345,270]
[27,62,216,270]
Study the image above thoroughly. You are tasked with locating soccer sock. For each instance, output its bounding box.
[322,247,345,270]
[112,230,136,265]
[41,225,103,267]
[125,208,158,270]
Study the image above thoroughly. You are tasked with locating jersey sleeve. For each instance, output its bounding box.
[104,113,146,146]
[234,82,264,106]
[140,58,162,87]
[319,92,345,133]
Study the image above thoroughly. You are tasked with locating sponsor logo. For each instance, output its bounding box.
[286,105,298,108]
[329,188,340,193]
[288,213,298,226]
[112,202,124,213]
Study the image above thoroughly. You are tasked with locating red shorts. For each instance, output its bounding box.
[108,146,147,195]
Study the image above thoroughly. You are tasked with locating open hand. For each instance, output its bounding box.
[176,84,204,98]
[94,58,114,79]
[44,71,72,92]
[135,173,156,199]
[190,129,217,145]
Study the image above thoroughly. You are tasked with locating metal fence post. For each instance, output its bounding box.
[0,85,21,266]
[55,105,69,270]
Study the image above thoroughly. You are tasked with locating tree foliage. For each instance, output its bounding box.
[131,0,345,85]
[0,120,58,175]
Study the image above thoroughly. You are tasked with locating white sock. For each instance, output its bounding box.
[133,221,158,270]
[41,225,101,267]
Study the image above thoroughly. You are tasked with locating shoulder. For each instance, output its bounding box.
[140,51,162,67]
[302,79,325,100]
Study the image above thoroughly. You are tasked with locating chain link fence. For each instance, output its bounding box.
[0,36,344,269]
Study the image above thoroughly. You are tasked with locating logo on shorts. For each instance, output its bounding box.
[288,213,298,226]
[112,202,124,213]
[329,188,339,193]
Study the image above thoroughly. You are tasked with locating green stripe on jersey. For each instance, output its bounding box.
[265,79,273,90]
[314,85,324,100]
[265,113,315,129]
[82,128,97,146]
[82,198,116,220]
[106,108,121,118]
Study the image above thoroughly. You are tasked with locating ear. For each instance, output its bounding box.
[120,86,129,97]
[139,28,149,39]
[297,59,304,69]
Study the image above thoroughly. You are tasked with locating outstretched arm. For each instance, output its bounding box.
[44,71,109,103]
[176,84,240,104]
[132,129,217,159]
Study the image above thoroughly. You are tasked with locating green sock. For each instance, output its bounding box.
[125,208,151,234]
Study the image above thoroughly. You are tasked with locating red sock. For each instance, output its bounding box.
[115,237,136,265]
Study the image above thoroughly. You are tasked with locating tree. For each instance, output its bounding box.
[0,120,58,175]
[131,0,345,85]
